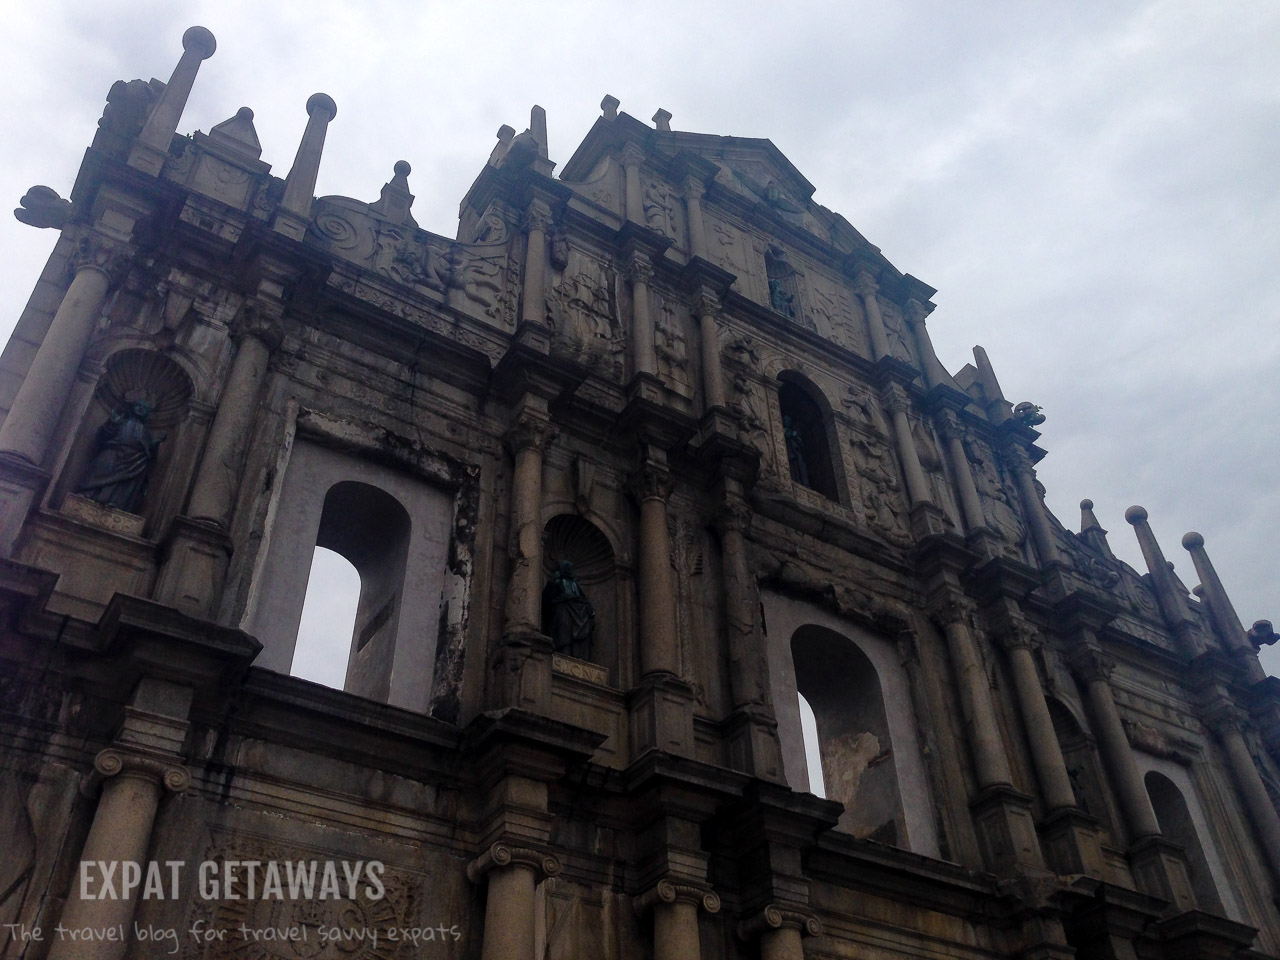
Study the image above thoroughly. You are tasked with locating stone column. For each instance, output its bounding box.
[1004,445,1061,566]
[128,26,217,175]
[1182,532,1265,680]
[905,299,954,390]
[626,256,657,379]
[622,143,646,224]
[1125,507,1203,658]
[1209,707,1280,885]
[635,460,679,677]
[274,93,337,239]
[502,406,554,637]
[694,292,725,409]
[881,385,932,507]
[738,905,822,960]
[683,178,708,259]
[0,237,127,466]
[854,270,892,361]
[519,200,553,328]
[47,749,190,960]
[186,305,282,524]
[466,844,560,960]
[933,596,1012,788]
[1000,627,1077,812]
[936,410,986,533]
[1071,650,1161,840]
[635,880,720,960]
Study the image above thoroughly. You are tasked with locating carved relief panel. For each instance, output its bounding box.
[546,247,625,379]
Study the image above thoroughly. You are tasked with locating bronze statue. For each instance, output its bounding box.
[783,415,810,487]
[76,401,165,513]
[541,560,595,660]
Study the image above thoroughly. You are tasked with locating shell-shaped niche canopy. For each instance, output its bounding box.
[543,514,614,585]
[97,349,194,428]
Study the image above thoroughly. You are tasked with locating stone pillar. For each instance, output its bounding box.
[1209,707,1280,885]
[936,410,986,533]
[854,270,892,361]
[934,596,1012,788]
[635,460,678,677]
[519,200,553,328]
[1071,650,1161,840]
[275,93,337,239]
[622,143,646,224]
[738,905,822,960]
[1124,506,1204,658]
[466,844,560,960]
[128,26,217,175]
[1182,532,1266,680]
[1000,627,1077,812]
[694,292,725,409]
[502,406,554,637]
[881,385,931,507]
[1005,445,1061,567]
[683,177,708,259]
[626,256,657,379]
[905,299,954,389]
[635,880,720,960]
[47,749,190,960]
[0,237,126,466]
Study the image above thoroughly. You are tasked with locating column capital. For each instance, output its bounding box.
[905,297,930,326]
[229,301,285,351]
[503,410,556,455]
[620,141,647,168]
[630,462,673,502]
[70,233,133,285]
[737,903,822,940]
[935,408,966,441]
[1068,647,1115,683]
[713,497,752,536]
[466,841,561,884]
[521,200,554,235]
[1203,701,1250,737]
[1000,442,1036,476]
[879,382,911,415]
[692,290,722,319]
[853,269,879,299]
[681,175,707,201]
[633,878,721,916]
[624,255,654,286]
[93,747,190,793]
[991,616,1041,653]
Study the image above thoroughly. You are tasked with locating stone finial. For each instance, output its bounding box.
[369,160,415,226]
[278,93,337,230]
[1080,499,1101,530]
[601,95,620,121]
[1078,498,1115,559]
[653,108,672,132]
[528,105,555,176]
[487,124,516,166]
[207,106,262,160]
[1182,530,1264,679]
[972,345,1012,423]
[128,25,218,175]
[1126,505,1205,656]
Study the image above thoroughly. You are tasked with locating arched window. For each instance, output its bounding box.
[792,624,900,843]
[1145,771,1225,913]
[777,375,839,502]
[293,547,361,689]
[798,692,826,798]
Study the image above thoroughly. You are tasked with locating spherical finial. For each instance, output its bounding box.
[235,106,254,121]
[182,26,217,59]
[1080,499,1093,510]
[393,160,411,178]
[306,93,337,120]
[1124,505,1148,524]
[1181,531,1204,549]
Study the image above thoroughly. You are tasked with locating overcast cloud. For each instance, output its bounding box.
[1,1,1276,678]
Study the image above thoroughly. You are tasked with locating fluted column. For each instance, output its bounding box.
[627,256,657,379]
[1005,445,1061,566]
[1182,532,1266,680]
[881,385,931,506]
[936,410,986,533]
[47,750,190,960]
[128,26,217,175]
[636,880,720,960]
[1209,707,1280,885]
[635,460,679,676]
[502,408,554,636]
[466,844,560,960]
[854,270,892,361]
[274,93,336,239]
[186,305,282,524]
[739,905,822,960]
[694,291,725,409]
[1071,650,1161,840]
[683,177,708,259]
[1000,626,1077,811]
[519,200,553,328]
[1125,506,1203,657]
[0,236,127,466]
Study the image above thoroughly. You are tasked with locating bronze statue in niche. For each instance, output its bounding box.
[75,401,166,513]
[542,560,595,660]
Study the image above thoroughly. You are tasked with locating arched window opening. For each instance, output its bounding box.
[542,515,617,675]
[778,377,839,501]
[798,692,826,798]
[792,624,901,843]
[292,547,361,689]
[1144,771,1224,913]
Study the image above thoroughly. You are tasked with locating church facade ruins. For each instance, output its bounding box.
[2,25,1280,960]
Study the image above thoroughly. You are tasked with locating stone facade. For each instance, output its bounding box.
[1,26,1279,960]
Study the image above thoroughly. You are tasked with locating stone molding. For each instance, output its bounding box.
[465,842,561,884]
[737,903,823,940]
[633,878,721,916]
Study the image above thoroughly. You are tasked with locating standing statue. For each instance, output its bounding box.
[541,560,595,660]
[76,401,165,513]
[783,415,810,487]
[768,276,795,317]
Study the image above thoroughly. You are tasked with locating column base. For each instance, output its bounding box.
[909,501,953,539]
[490,630,554,712]
[152,516,233,619]
[0,451,50,557]
[1041,806,1106,879]
[629,673,696,757]
[1128,835,1197,913]
[722,705,785,783]
[1155,910,1259,960]
[970,783,1048,876]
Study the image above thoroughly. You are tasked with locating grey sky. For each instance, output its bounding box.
[2,1,1277,676]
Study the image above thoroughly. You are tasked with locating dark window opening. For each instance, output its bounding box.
[778,378,838,501]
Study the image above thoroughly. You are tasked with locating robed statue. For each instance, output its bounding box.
[542,560,595,660]
[76,401,165,513]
